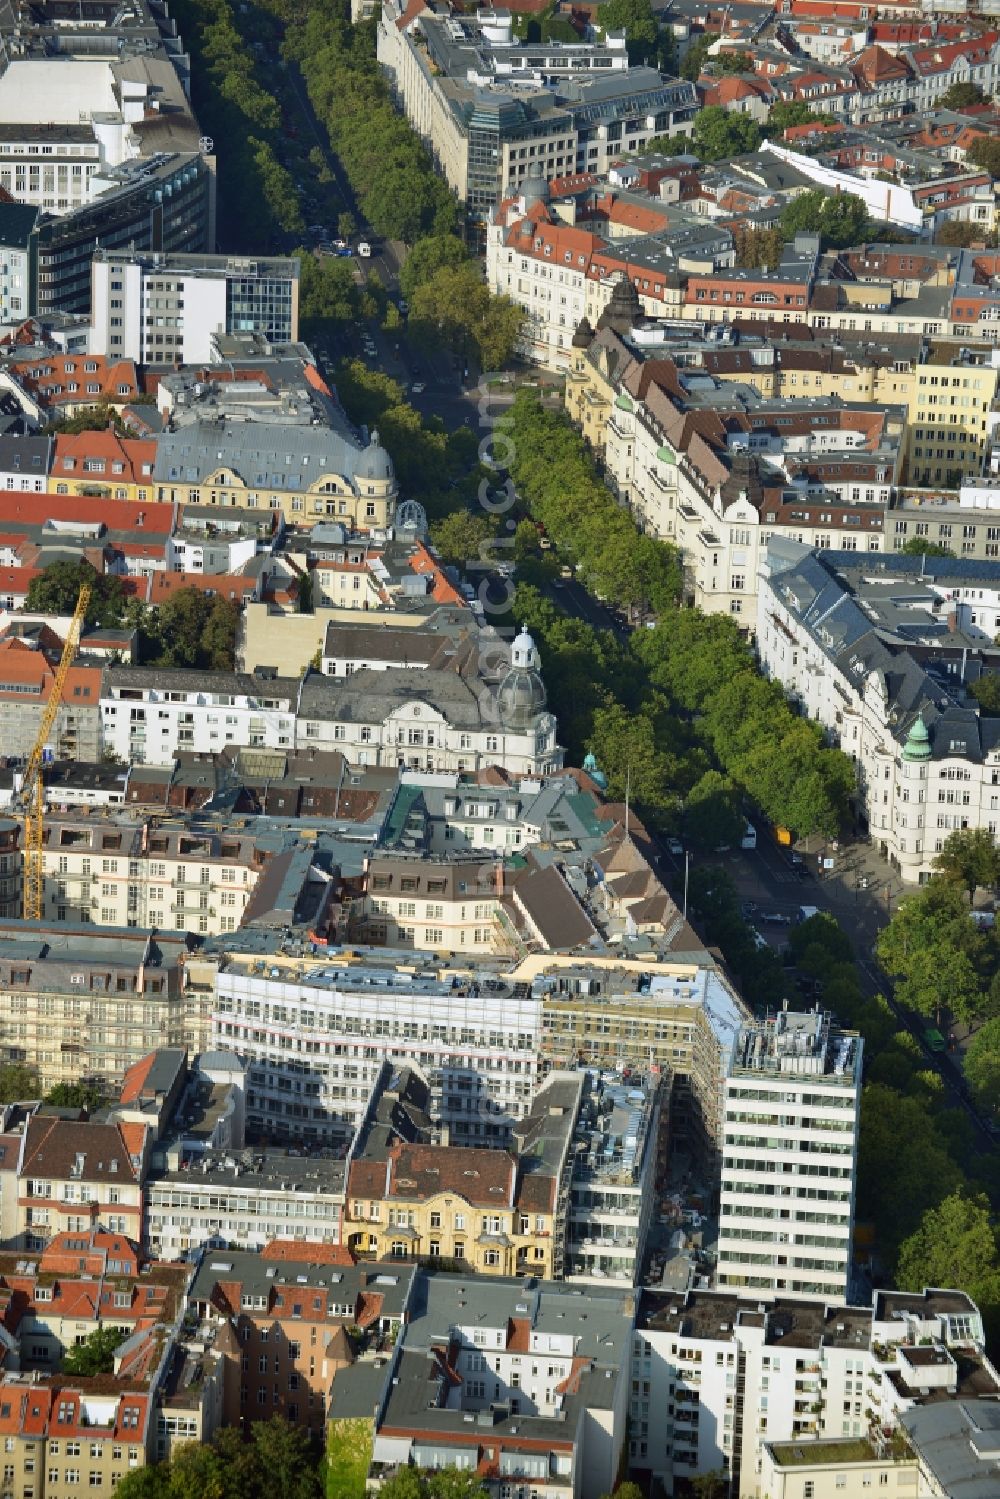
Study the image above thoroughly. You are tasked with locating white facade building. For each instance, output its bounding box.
[100,667,299,765]
[632,1287,995,1498]
[717,1008,862,1302]
[757,540,1000,883]
[91,250,299,364]
[211,958,543,1146]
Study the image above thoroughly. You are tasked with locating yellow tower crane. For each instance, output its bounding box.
[19,584,92,920]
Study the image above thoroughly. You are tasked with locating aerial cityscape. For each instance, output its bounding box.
[0,0,995,1495]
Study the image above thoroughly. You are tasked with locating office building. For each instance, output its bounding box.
[377,2,696,222]
[717,1007,862,1302]
[91,251,300,364]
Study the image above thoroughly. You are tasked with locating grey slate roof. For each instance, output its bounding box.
[154,416,393,490]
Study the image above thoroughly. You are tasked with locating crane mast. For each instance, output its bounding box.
[20,584,91,921]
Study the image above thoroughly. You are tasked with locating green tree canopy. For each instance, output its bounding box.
[685,770,745,851]
[399,234,469,302]
[681,30,718,81]
[857,1084,965,1263]
[25,559,127,628]
[764,101,835,138]
[937,81,987,111]
[63,1325,125,1377]
[691,105,760,162]
[968,135,1000,177]
[964,1018,1000,1116]
[0,1063,40,1103]
[933,827,1000,902]
[596,0,659,64]
[378,1471,486,1499]
[899,536,955,558]
[44,1081,107,1112]
[429,511,498,566]
[970,673,1000,714]
[779,188,871,249]
[896,1191,1000,1312]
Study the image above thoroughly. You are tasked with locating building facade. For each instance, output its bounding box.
[91,251,300,364]
[717,1008,862,1302]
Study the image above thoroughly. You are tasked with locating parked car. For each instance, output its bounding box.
[411,381,426,394]
[665,837,683,856]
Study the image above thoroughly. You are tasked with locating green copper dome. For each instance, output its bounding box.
[902,714,932,762]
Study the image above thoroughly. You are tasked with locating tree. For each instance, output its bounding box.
[970,673,1000,715]
[764,101,835,138]
[249,1416,320,1499]
[63,1325,125,1377]
[937,82,987,111]
[379,1472,486,1499]
[691,105,760,162]
[935,221,988,248]
[934,827,1000,902]
[43,402,127,436]
[964,1019,1000,1115]
[779,188,870,249]
[0,1063,39,1103]
[685,770,745,851]
[968,135,1000,178]
[338,211,357,242]
[877,878,985,1025]
[733,224,785,270]
[899,536,955,558]
[44,1081,107,1112]
[710,49,753,75]
[857,1084,965,1263]
[429,510,498,565]
[143,589,239,671]
[896,1192,1000,1311]
[26,559,126,627]
[690,1475,728,1499]
[681,30,718,81]
[597,0,659,64]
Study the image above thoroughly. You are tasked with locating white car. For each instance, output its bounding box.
[411,381,426,394]
[358,241,372,258]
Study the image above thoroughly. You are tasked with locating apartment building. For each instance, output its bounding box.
[0,1228,185,1367]
[153,419,397,533]
[346,1141,557,1277]
[599,349,901,620]
[487,184,730,369]
[0,649,102,762]
[38,815,263,935]
[522,1067,663,1287]
[100,627,562,778]
[631,1285,995,1498]
[717,1008,862,1302]
[91,250,300,365]
[0,923,196,1091]
[211,955,543,1147]
[0,435,51,494]
[0,1380,154,1499]
[99,667,299,766]
[48,433,156,502]
[903,343,1000,487]
[2,1111,149,1249]
[188,1250,416,1437]
[355,854,506,955]
[757,541,1000,882]
[361,1273,632,1499]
